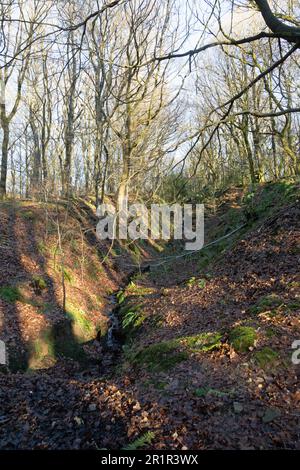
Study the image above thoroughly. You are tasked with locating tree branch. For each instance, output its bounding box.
[254,0,300,41]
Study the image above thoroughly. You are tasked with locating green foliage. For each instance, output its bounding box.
[186,276,197,287]
[243,181,299,222]
[229,326,257,353]
[116,290,126,304]
[157,173,202,203]
[123,432,155,450]
[254,347,279,369]
[198,278,207,289]
[122,306,146,332]
[0,286,22,302]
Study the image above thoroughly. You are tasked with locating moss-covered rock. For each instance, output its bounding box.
[229,326,257,352]
[183,332,222,352]
[126,331,222,372]
[128,339,188,372]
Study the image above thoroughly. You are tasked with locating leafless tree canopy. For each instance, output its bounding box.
[0,0,299,201]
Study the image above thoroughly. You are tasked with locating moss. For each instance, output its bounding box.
[288,281,300,289]
[265,327,278,338]
[126,282,153,296]
[20,210,35,220]
[183,332,222,352]
[249,294,283,315]
[32,275,47,290]
[243,182,299,222]
[37,241,48,255]
[87,262,103,280]
[229,326,257,353]
[62,268,73,283]
[254,347,279,369]
[28,321,90,369]
[186,277,207,289]
[129,339,188,372]
[55,265,73,284]
[0,286,22,302]
[55,335,87,363]
[65,303,95,342]
[287,301,300,311]
[127,331,222,372]
[95,318,109,338]
[250,295,299,315]
[29,330,56,370]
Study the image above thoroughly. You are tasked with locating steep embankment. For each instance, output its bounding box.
[115,181,300,449]
[0,198,131,372]
[0,182,299,449]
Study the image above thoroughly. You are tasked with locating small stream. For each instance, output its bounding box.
[104,266,151,351]
[106,293,122,351]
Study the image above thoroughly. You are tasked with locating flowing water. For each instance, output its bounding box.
[106,294,122,351]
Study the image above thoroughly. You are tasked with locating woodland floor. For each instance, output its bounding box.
[0,184,299,450]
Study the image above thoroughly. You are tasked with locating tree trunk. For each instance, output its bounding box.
[0,120,9,199]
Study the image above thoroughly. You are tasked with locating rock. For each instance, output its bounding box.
[262,408,281,423]
[88,403,97,412]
